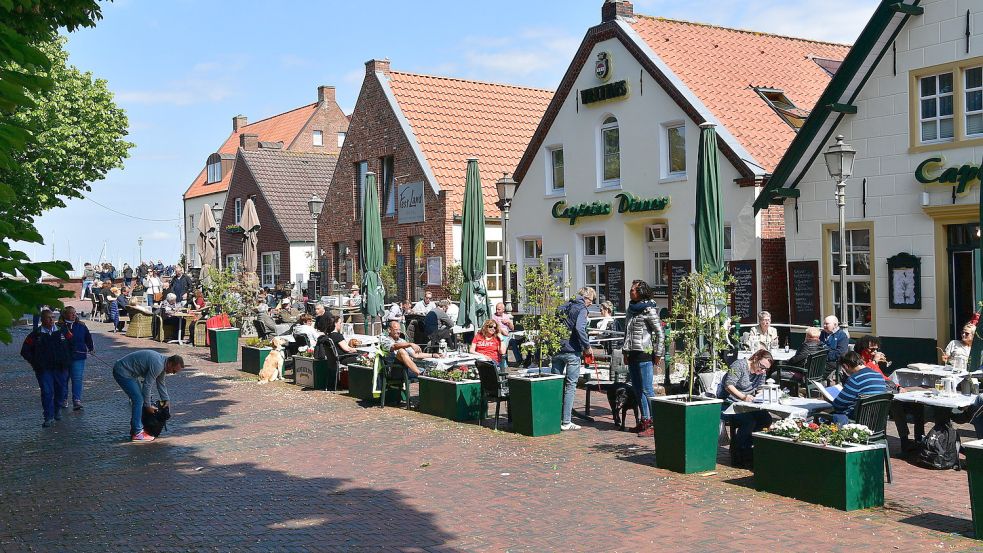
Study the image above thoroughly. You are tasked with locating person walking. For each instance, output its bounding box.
[550,287,595,431]
[111,351,184,442]
[143,269,163,307]
[622,280,664,437]
[107,287,122,333]
[57,306,93,410]
[20,309,72,427]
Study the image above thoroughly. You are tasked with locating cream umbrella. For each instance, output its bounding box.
[196,203,217,269]
[240,198,261,275]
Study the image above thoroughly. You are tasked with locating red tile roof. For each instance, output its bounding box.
[629,16,850,172]
[183,103,318,200]
[386,71,554,216]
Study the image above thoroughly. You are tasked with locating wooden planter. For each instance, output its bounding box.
[508,373,564,437]
[208,328,240,363]
[752,432,885,511]
[962,439,983,537]
[241,346,270,375]
[651,395,724,474]
[293,356,340,391]
[418,376,486,422]
[348,362,402,404]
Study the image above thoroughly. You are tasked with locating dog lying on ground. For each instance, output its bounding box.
[606,382,640,431]
[258,337,286,383]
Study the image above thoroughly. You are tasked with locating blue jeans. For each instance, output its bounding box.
[35,369,67,421]
[722,407,771,451]
[65,359,85,403]
[550,352,581,424]
[627,356,654,419]
[113,370,144,435]
[505,336,523,366]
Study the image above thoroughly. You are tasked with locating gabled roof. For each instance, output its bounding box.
[753,0,923,211]
[515,14,848,184]
[183,103,318,200]
[380,70,554,217]
[237,149,338,242]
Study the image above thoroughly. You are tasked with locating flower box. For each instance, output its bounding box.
[508,373,564,437]
[348,362,403,404]
[418,376,486,422]
[651,395,724,474]
[962,439,983,538]
[293,356,340,391]
[241,346,270,375]
[208,328,240,363]
[752,432,885,511]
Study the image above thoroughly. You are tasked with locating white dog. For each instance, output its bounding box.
[257,337,286,384]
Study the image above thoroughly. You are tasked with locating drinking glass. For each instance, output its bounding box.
[935,380,944,394]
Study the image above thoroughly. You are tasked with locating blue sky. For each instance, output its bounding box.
[29,0,878,271]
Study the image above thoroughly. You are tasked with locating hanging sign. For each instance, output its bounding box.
[398,181,425,223]
[914,156,980,195]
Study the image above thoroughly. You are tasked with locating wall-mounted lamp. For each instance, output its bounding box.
[396,244,402,253]
[429,241,436,251]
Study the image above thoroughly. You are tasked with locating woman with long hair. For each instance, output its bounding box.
[471,318,507,368]
[621,280,664,437]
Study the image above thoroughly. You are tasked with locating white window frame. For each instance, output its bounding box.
[829,228,872,331]
[662,121,686,180]
[486,240,503,292]
[646,224,669,297]
[189,244,198,268]
[598,116,621,189]
[919,72,955,144]
[234,198,243,225]
[261,251,281,288]
[312,130,323,147]
[206,160,222,184]
[966,67,983,137]
[546,254,569,298]
[582,234,607,302]
[337,132,346,148]
[546,145,564,195]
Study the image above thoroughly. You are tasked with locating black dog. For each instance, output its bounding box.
[141,401,171,438]
[606,382,640,431]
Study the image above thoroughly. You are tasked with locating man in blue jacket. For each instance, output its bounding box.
[550,287,596,431]
[20,309,73,427]
[820,315,849,382]
[57,306,94,410]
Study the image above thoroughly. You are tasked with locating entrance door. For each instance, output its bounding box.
[948,223,981,341]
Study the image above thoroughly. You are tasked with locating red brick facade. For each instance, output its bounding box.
[288,86,349,155]
[759,204,789,324]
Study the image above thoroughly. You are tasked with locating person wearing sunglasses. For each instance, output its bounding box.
[942,323,975,371]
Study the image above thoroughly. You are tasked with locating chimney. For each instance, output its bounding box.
[232,114,248,132]
[240,133,259,151]
[365,58,391,77]
[601,0,634,22]
[317,85,335,105]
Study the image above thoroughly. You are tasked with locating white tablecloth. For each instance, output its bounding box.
[892,390,976,409]
[724,397,831,419]
[348,333,379,346]
[890,365,976,387]
[738,349,796,362]
[418,352,485,372]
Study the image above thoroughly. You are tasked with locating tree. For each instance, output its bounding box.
[669,270,735,399]
[443,262,463,299]
[0,1,107,342]
[519,261,568,368]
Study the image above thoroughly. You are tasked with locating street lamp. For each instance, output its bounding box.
[823,135,856,333]
[138,236,143,264]
[495,172,518,313]
[308,194,324,293]
[212,202,224,270]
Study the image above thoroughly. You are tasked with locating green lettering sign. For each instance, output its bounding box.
[581,80,629,105]
[915,156,980,195]
[551,200,612,225]
[615,192,671,213]
[551,193,671,225]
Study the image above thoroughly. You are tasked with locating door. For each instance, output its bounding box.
[948,223,981,341]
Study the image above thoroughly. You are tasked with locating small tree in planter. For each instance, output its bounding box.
[380,264,398,303]
[669,269,735,399]
[202,266,253,328]
[518,261,567,370]
[443,262,463,299]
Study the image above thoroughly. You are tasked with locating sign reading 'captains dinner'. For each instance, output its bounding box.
[914,156,981,196]
[552,192,670,225]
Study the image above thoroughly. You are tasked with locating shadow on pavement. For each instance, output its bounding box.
[896,513,973,536]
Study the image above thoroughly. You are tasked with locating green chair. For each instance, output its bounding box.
[771,351,827,398]
[852,392,894,483]
[378,361,411,409]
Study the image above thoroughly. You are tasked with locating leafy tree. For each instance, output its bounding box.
[669,270,735,399]
[443,261,463,298]
[379,264,397,303]
[202,266,253,327]
[519,261,567,368]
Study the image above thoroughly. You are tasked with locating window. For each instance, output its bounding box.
[665,123,686,176]
[189,215,194,233]
[583,234,607,302]
[412,236,426,300]
[261,252,281,287]
[381,156,396,216]
[189,244,198,268]
[312,130,323,147]
[646,225,669,296]
[523,238,542,261]
[600,116,620,186]
[333,242,343,282]
[724,224,733,261]
[548,147,564,193]
[234,198,243,225]
[966,67,983,136]
[225,254,242,273]
[337,132,346,148]
[755,88,808,130]
[920,72,954,143]
[486,240,503,292]
[206,159,222,184]
[355,161,368,218]
[829,228,872,330]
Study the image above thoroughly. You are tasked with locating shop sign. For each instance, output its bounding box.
[914,156,980,196]
[398,181,425,223]
[595,52,611,81]
[581,80,629,105]
[551,192,670,225]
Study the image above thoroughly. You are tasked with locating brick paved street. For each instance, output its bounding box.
[2,308,982,552]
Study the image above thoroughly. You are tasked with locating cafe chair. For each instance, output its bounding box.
[124,307,154,338]
[816,392,893,483]
[254,319,273,340]
[476,360,510,430]
[378,360,411,410]
[772,352,827,398]
[152,313,179,342]
[317,336,348,391]
[286,334,309,358]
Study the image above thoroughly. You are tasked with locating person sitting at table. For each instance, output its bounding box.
[942,323,975,370]
[412,291,436,314]
[275,298,300,324]
[317,315,361,366]
[314,303,332,334]
[385,299,412,324]
[159,293,183,338]
[471,319,506,368]
[719,349,774,467]
[820,315,849,383]
[346,284,362,307]
[292,314,322,347]
[773,327,826,390]
[424,299,455,346]
[491,302,524,367]
[828,351,887,426]
[593,301,616,332]
[854,335,897,389]
[744,310,778,352]
[379,320,442,377]
[445,300,459,323]
[256,303,292,337]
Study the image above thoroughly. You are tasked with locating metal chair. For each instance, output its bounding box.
[314,335,347,391]
[476,360,510,430]
[772,352,827,398]
[853,392,894,483]
[285,334,309,358]
[254,319,272,340]
[378,360,411,409]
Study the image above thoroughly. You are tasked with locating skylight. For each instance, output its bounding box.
[754,87,809,130]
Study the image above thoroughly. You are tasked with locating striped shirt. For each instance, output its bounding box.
[832,367,886,417]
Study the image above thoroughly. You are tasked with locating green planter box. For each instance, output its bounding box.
[752,432,885,511]
[963,439,983,537]
[293,356,339,391]
[208,328,240,363]
[241,346,270,375]
[651,395,723,474]
[508,373,564,437]
[418,376,486,422]
[348,363,403,404]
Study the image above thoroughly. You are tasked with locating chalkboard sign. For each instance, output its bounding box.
[605,261,626,312]
[667,260,692,312]
[396,255,407,301]
[788,260,820,326]
[728,260,757,324]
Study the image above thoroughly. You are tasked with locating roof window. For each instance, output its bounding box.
[754,87,808,130]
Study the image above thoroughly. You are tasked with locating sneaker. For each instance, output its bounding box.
[560,422,581,431]
[73,401,83,411]
[42,419,55,428]
[131,431,155,442]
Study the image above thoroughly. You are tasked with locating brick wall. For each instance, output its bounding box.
[759,204,789,323]
[317,60,451,302]
[288,86,350,155]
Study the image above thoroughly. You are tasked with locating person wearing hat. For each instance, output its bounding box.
[276,297,300,324]
[347,284,362,307]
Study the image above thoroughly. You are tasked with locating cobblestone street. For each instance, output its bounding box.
[1,310,981,552]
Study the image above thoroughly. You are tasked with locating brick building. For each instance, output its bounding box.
[182,85,349,269]
[507,0,848,322]
[317,59,553,303]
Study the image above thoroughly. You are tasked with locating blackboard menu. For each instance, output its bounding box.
[728,260,757,324]
[605,261,625,312]
[396,255,407,301]
[667,260,692,312]
[788,260,820,326]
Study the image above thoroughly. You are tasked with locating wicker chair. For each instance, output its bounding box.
[191,319,208,347]
[125,309,154,338]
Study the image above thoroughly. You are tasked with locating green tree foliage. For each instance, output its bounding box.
[669,270,735,399]
[379,264,397,302]
[443,261,463,299]
[519,261,567,368]
[202,266,253,327]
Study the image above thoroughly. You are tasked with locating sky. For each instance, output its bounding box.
[28,0,879,272]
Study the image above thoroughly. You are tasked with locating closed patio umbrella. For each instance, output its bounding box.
[360,172,386,327]
[694,122,725,276]
[457,158,491,328]
[240,198,261,276]
[197,203,217,270]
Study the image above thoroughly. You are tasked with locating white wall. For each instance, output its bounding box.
[183,191,227,268]
[451,222,504,304]
[289,242,313,292]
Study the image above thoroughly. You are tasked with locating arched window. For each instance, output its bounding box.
[600,116,620,186]
[206,153,222,184]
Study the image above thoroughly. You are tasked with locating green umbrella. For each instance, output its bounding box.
[695,122,725,275]
[360,172,385,326]
[457,158,491,328]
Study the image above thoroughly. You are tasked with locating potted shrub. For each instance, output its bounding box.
[753,420,883,511]
[651,269,732,474]
[292,347,341,391]
[418,367,486,422]
[241,337,270,375]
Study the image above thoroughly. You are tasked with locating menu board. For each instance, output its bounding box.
[604,261,625,312]
[396,255,407,301]
[728,260,757,324]
[788,260,820,326]
[667,260,692,312]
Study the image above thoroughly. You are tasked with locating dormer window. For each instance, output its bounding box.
[206,153,222,184]
[754,87,808,130]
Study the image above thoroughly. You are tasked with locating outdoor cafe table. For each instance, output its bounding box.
[890,364,981,388]
[893,389,976,429]
[348,333,379,346]
[738,348,796,362]
[417,352,484,372]
[724,397,831,419]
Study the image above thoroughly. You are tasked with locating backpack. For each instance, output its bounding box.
[141,401,171,438]
[914,422,959,470]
